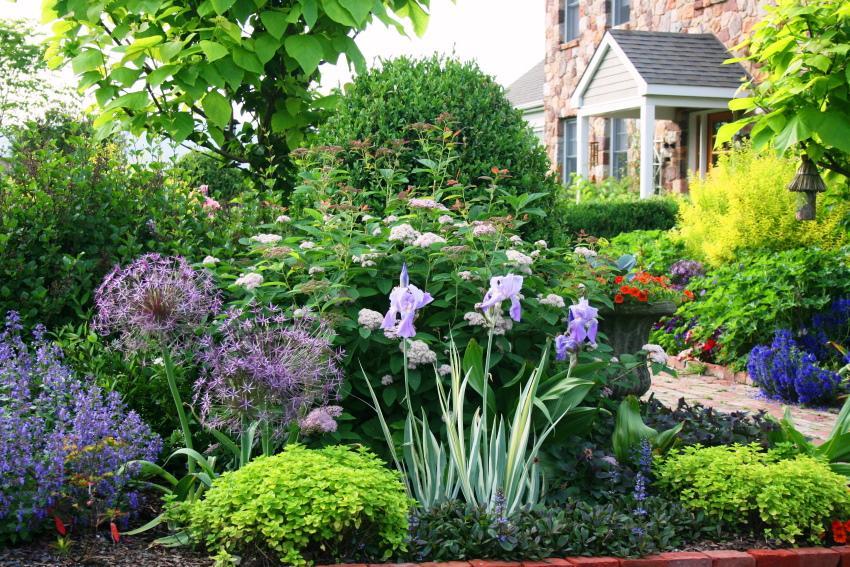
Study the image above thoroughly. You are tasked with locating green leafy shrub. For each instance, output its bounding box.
[679,146,849,266]
[565,174,638,202]
[603,230,686,273]
[169,150,248,203]
[656,444,850,543]
[0,113,276,330]
[653,247,850,368]
[316,55,556,230]
[185,445,410,566]
[552,198,679,244]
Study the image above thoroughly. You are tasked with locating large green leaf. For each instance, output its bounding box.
[253,33,279,64]
[612,395,657,462]
[284,34,323,74]
[199,40,229,62]
[201,90,232,128]
[71,49,104,74]
[339,0,372,25]
[104,90,149,111]
[232,47,264,74]
[211,0,236,15]
[260,9,289,39]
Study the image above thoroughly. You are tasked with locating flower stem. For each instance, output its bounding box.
[160,345,194,474]
[240,414,251,468]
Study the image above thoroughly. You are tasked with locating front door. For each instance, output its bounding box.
[705,111,733,169]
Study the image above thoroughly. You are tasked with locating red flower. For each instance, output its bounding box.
[110,521,121,543]
[620,285,630,294]
[834,520,848,543]
[614,276,624,284]
[54,515,66,536]
[702,339,718,352]
[614,294,625,304]
[684,290,695,301]
[637,290,649,302]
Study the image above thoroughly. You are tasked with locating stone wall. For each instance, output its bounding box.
[543,0,768,186]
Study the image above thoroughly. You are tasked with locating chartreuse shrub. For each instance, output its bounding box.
[552,198,679,243]
[656,444,850,543]
[316,55,557,229]
[184,445,409,566]
[678,146,849,266]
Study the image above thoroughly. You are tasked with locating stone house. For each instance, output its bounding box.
[538,0,767,197]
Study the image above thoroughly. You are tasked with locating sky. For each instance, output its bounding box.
[3,0,545,90]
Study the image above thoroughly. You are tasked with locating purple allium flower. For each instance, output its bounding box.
[380,264,433,339]
[0,312,160,536]
[194,304,344,436]
[479,274,524,323]
[93,254,222,354]
[298,405,343,435]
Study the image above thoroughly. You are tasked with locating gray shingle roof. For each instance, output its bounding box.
[506,60,545,107]
[607,29,748,88]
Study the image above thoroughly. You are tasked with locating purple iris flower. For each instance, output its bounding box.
[381,264,433,339]
[479,274,524,322]
[555,298,599,361]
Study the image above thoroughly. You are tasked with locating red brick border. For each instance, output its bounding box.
[342,548,849,567]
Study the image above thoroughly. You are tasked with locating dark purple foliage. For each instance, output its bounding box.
[668,260,705,291]
[748,330,841,405]
[194,304,344,435]
[0,312,161,542]
[93,253,222,354]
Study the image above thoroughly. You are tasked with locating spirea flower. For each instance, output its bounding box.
[539,293,566,308]
[195,304,344,435]
[298,405,343,435]
[308,266,325,275]
[93,254,222,354]
[438,215,454,224]
[358,308,385,331]
[480,274,524,323]
[437,364,452,377]
[408,197,448,210]
[381,264,433,339]
[383,215,399,224]
[505,249,534,274]
[642,343,668,365]
[202,255,220,267]
[202,196,221,213]
[413,232,447,248]
[299,240,316,250]
[352,252,381,267]
[251,234,283,245]
[509,235,523,244]
[464,310,513,335]
[276,214,291,223]
[401,339,437,369]
[458,270,477,281]
[388,223,422,245]
[574,246,597,259]
[472,221,497,237]
[381,374,394,386]
[535,240,548,249]
[235,272,264,290]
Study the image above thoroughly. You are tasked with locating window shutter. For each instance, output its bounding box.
[558,2,565,42]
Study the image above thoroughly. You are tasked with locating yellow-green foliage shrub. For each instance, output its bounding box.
[678,147,849,265]
[186,445,410,566]
[656,444,850,543]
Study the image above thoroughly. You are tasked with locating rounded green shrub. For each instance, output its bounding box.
[656,444,850,543]
[186,445,410,566]
[316,55,556,231]
[551,198,679,243]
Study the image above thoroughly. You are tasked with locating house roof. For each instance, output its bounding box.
[606,29,747,89]
[506,60,545,108]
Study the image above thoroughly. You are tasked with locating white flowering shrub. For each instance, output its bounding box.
[207,157,599,448]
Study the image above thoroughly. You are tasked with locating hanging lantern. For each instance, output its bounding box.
[787,155,826,221]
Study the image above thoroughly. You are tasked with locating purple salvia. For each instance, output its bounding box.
[93,253,222,354]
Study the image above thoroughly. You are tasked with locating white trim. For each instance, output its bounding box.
[575,96,644,117]
[643,84,745,99]
[514,100,544,112]
[576,113,589,192]
[570,33,647,108]
[645,94,736,110]
[687,112,698,174]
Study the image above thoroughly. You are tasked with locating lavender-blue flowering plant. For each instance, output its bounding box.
[0,312,160,543]
[381,264,434,339]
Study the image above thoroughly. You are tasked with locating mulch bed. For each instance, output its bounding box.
[0,532,212,567]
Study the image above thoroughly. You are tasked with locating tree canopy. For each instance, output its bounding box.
[45,0,433,186]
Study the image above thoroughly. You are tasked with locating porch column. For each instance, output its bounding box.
[698,113,708,177]
[576,112,589,178]
[687,112,698,175]
[639,100,656,199]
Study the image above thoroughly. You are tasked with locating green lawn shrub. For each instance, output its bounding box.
[184,445,410,566]
[552,198,679,244]
[656,444,850,543]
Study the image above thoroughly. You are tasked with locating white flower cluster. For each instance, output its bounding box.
[506,249,534,274]
[438,215,454,224]
[463,310,513,335]
[402,339,438,369]
[530,250,541,259]
[413,232,447,248]
[352,252,381,268]
[308,266,325,275]
[361,214,374,222]
[388,223,421,245]
[235,272,263,290]
[458,270,477,281]
[251,233,282,245]
[372,227,382,236]
[381,374,394,386]
[202,255,219,267]
[293,306,312,318]
[538,293,566,308]
[574,246,597,259]
[471,221,497,237]
[299,240,316,250]
[408,197,448,210]
[383,215,399,225]
[642,344,668,365]
[509,235,523,245]
[437,364,453,377]
[358,308,385,331]
[535,240,548,249]
[276,214,291,223]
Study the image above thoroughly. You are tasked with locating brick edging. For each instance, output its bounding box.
[667,355,752,385]
[322,546,850,567]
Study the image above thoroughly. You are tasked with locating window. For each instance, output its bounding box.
[563,0,580,42]
[558,118,577,184]
[610,118,628,179]
[611,0,630,25]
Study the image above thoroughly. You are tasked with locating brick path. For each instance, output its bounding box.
[648,371,839,443]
